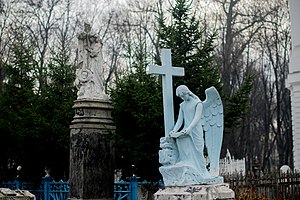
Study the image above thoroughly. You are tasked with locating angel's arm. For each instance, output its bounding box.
[185,102,202,133]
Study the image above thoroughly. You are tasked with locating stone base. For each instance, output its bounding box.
[160,164,224,186]
[69,99,115,200]
[154,183,235,200]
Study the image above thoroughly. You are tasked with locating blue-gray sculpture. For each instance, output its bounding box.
[159,85,224,186]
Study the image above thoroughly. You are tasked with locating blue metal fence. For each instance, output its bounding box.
[0,177,69,200]
[1,176,161,200]
[114,176,140,200]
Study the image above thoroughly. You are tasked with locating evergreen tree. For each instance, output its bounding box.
[110,0,253,180]
[0,33,39,180]
[110,0,222,180]
[157,0,222,100]
[0,31,76,180]
[158,0,253,158]
[110,48,163,181]
[38,40,76,178]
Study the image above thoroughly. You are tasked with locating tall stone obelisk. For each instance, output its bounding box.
[287,0,300,170]
[69,23,115,200]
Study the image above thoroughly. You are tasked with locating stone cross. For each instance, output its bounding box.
[147,49,184,136]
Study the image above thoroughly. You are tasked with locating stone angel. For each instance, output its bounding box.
[158,85,224,186]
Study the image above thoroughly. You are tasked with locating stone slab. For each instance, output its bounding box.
[0,188,35,200]
[154,183,234,200]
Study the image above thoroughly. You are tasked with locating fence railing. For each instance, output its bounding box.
[3,173,300,199]
[114,177,140,200]
[1,176,160,200]
[223,172,300,199]
[0,177,69,200]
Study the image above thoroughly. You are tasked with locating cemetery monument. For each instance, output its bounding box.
[69,23,115,200]
[148,49,234,199]
[74,23,107,100]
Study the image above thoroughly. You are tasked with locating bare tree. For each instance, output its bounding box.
[0,0,14,95]
[21,0,63,94]
[100,0,159,85]
[208,0,292,172]
[257,0,292,169]
[214,0,272,96]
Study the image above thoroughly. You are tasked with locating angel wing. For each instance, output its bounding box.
[201,86,223,177]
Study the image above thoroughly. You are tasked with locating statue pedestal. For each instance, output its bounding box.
[154,183,234,200]
[69,99,115,200]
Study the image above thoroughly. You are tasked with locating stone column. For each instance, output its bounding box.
[287,0,300,170]
[69,99,115,200]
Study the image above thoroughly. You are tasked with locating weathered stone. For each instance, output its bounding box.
[74,23,106,100]
[0,188,35,200]
[154,183,234,200]
[69,99,115,200]
[71,99,115,130]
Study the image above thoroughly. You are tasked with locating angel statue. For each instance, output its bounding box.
[74,23,107,100]
[158,85,224,186]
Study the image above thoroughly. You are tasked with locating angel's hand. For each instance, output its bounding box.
[169,130,175,137]
[170,131,183,138]
[180,128,191,136]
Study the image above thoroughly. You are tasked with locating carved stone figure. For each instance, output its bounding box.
[159,85,224,186]
[74,23,107,100]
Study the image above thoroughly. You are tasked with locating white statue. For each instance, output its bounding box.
[74,23,107,100]
[159,85,224,186]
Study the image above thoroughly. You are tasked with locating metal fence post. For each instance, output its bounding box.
[43,176,52,200]
[129,176,139,200]
[15,177,21,189]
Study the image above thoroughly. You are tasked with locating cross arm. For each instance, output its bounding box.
[146,65,184,77]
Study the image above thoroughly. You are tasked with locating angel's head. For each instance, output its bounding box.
[176,85,199,101]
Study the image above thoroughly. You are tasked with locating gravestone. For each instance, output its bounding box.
[287,0,300,171]
[69,23,115,200]
[148,49,234,200]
